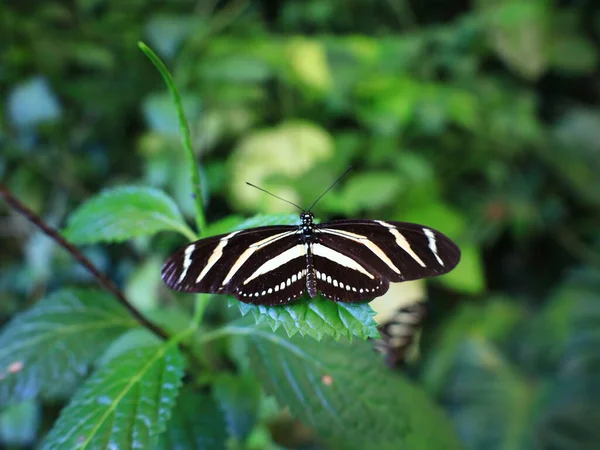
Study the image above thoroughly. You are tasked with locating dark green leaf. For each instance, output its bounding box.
[442,339,531,450]
[156,390,228,450]
[0,289,137,405]
[42,344,184,450]
[244,328,463,449]
[63,186,194,244]
[422,299,524,395]
[236,296,379,341]
[214,373,260,441]
[529,270,600,449]
[546,108,600,207]
[549,32,598,74]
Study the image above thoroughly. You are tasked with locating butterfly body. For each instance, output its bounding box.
[161,211,461,306]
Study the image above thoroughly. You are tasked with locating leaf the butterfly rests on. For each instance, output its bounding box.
[161,211,461,306]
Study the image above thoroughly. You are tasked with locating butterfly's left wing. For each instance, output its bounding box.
[312,220,460,302]
[161,226,308,305]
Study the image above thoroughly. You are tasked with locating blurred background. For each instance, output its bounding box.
[1,0,600,448]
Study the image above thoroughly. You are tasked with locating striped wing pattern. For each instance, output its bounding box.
[374,302,427,368]
[311,220,460,303]
[161,218,460,306]
[161,226,306,305]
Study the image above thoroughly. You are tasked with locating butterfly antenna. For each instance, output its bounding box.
[307,165,353,212]
[245,182,305,212]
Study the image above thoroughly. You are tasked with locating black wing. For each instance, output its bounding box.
[311,240,390,303]
[312,220,460,302]
[161,226,308,306]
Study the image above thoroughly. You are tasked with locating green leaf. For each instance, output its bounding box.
[324,172,404,215]
[145,308,194,338]
[214,373,260,441]
[42,344,184,450]
[236,296,379,341]
[124,256,164,311]
[546,108,600,207]
[437,244,486,294]
[0,289,137,405]
[156,390,228,450]
[63,186,195,244]
[534,270,600,449]
[202,215,246,237]
[0,400,40,446]
[549,32,598,74]
[204,214,299,237]
[422,299,524,395]
[97,329,162,366]
[243,328,463,450]
[481,0,550,80]
[443,338,532,450]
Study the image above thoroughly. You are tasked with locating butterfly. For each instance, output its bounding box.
[161,171,461,306]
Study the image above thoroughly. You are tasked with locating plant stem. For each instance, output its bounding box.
[0,182,171,340]
[138,42,207,235]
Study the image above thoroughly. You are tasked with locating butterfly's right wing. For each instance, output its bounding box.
[311,219,460,303]
[161,226,307,305]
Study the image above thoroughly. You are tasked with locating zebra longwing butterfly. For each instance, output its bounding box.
[374,302,427,368]
[161,174,461,306]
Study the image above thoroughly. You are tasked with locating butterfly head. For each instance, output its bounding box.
[300,211,314,225]
[300,212,314,238]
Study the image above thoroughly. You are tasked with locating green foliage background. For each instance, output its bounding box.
[1,0,600,449]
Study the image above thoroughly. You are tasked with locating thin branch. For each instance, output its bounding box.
[0,182,170,340]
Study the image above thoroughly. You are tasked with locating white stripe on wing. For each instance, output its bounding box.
[312,243,375,279]
[221,230,297,286]
[375,221,427,268]
[319,227,401,274]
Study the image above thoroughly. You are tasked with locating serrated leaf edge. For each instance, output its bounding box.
[235,299,378,342]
